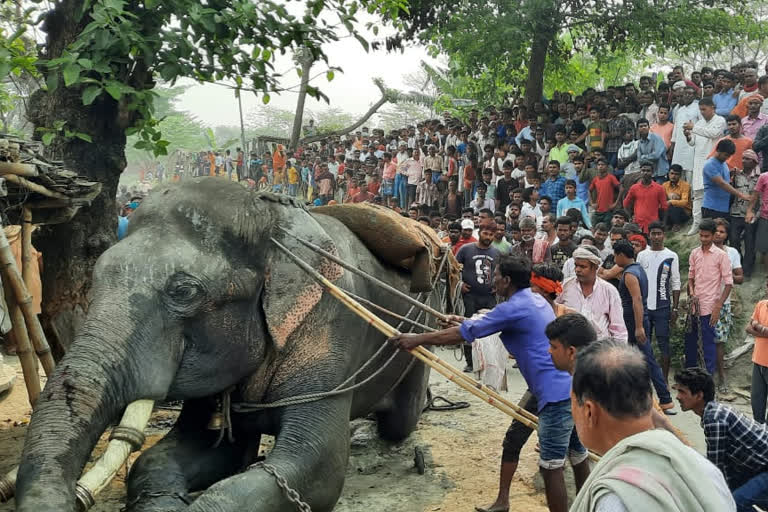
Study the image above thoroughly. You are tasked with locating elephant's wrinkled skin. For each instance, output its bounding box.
[14,178,433,512]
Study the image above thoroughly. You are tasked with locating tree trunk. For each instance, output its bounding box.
[28,1,134,354]
[524,31,551,108]
[289,49,314,151]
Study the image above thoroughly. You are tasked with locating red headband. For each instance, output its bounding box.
[629,234,647,249]
[531,273,562,295]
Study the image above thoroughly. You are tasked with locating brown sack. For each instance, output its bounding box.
[313,203,460,294]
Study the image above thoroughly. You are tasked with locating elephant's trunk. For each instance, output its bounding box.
[14,302,180,512]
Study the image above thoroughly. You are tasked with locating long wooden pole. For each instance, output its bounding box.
[277,227,457,325]
[271,238,538,428]
[271,238,604,460]
[20,208,55,377]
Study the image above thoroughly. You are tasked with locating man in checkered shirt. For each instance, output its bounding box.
[676,367,768,511]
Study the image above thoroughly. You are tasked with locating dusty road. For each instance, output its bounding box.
[0,345,752,511]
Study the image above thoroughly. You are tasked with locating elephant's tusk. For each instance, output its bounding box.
[0,399,154,507]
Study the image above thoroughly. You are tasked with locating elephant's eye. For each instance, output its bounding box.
[170,283,198,301]
[164,273,204,303]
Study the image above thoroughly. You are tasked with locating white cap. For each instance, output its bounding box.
[461,219,475,230]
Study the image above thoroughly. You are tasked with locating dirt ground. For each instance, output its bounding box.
[1,339,754,512]
[0,348,549,512]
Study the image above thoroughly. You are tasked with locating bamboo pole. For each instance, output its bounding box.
[0,161,38,177]
[3,174,69,200]
[20,209,54,377]
[2,275,39,406]
[277,227,458,326]
[344,289,437,333]
[271,238,603,461]
[271,238,540,429]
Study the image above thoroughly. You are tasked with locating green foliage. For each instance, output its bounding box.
[0,0,409,155]
[417,0,762,104]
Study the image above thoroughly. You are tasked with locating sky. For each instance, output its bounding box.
[175,15,438,128]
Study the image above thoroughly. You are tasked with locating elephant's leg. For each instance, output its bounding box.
[185,396,351,512]
[376,358,430,441]
[126,399,251,512]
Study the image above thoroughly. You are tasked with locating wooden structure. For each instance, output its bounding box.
[0,134,101,404]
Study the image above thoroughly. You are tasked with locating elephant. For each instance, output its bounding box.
[14,178,442,512]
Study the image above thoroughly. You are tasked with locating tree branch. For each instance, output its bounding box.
[299,79,393,145]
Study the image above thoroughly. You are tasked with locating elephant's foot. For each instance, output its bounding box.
[185,398,351,511]
[126,400,251,512]
[376,359,430,441]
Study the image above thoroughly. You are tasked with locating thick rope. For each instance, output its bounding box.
[233,250,451,414]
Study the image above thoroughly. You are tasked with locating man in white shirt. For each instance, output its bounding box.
[470,182,495,213]
[683,97,726,235]
[637,221,681,385]
[671,86,701,184]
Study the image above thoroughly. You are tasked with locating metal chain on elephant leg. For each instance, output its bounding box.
[249,462,312,512]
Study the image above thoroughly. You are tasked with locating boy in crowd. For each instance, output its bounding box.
[685,219,733,375]
[589,158,620,226]
[557,180,591,228]
[550,216,577,269]
[662,165,692,231]
[637,221,681,385]
[675,368,768,511]
[713,218,743,399]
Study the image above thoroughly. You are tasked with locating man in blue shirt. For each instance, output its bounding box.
[391,255,589,512]
[713,72,739,117]
[702,139,750,219]
[635,118,669,181]
[540,160,568,206]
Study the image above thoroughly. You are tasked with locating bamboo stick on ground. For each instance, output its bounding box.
[2,276,39,406]
[20,208,55,377]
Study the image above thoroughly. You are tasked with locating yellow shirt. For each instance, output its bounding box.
[288,166,299,185]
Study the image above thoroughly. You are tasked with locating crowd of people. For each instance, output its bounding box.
[117,61,768,512]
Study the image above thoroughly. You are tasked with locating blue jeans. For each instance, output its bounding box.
[685,314,716,374]
[537,399,587,469]
[630,317,672,404]
[648,308,671,357]
[733,471,768,512]
[394,173,408,209]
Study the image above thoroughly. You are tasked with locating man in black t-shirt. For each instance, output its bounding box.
[496,160,519,212]
[549,216,576,270]
[456,223,500,372]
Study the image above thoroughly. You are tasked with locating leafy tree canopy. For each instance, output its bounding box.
[0,0,409,154]
[415,0,763,105]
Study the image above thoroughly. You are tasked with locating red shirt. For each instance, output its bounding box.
[589,173,619,212]
[367,181,381,195]
[623,181,669,232]
[451,236,477,255]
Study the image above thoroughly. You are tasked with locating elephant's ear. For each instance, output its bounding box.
[260,209,344,350]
